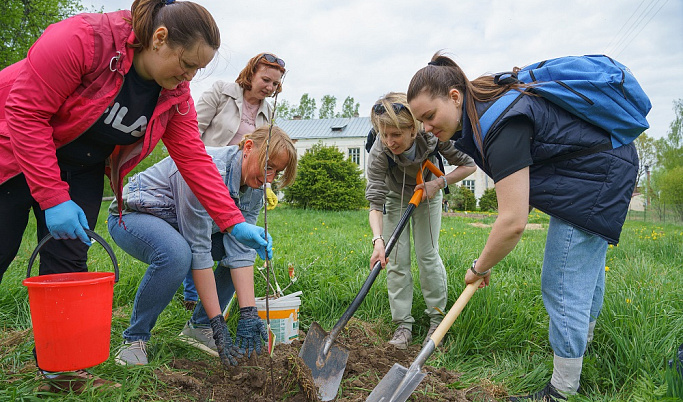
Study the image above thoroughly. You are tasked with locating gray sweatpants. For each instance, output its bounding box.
[383,190,448,330]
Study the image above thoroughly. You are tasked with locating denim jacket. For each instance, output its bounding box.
[111,146,264,269]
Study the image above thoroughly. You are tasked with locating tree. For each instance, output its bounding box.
[275,99,293,120]
[478,187,498,211]
[449,185,476,211]
[634,133,657,189]
[658,166,683,222]
[340,96,360,118]
[293,93,316,119]
[1,0,87,68]
[319,95,337,119]
[655,99,683,171]
[283,142,366,211]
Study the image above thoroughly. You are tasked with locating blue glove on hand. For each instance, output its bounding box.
[209,315,239,367]
[44,200,91,246]
[234,306,268,358]
[231,222,273,260]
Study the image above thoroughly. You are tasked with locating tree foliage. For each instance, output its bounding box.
[634,133,657,189]
[658,166,683,221]
[449,185,476,211]
[340,96,360,118]
[319,95,337,119]
[293,93,316,119]
[478,187,498,211]
[275,99,293,120]
[1,0,87,68]
[279,94,359,119]
[655,99,683,172]
[283,142,366,211]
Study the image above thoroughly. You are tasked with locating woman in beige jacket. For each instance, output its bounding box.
[196,52,286,147]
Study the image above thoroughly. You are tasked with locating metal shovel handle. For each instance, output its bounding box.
[26,229,120,283]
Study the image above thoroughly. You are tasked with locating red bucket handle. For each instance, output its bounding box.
[26,229,119,283]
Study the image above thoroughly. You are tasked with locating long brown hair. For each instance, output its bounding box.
[129,0,220,51]
[238,125,297,187]
[235,53,286,95]
[407,50,525,152]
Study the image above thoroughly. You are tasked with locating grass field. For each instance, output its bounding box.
[1,205,681,401]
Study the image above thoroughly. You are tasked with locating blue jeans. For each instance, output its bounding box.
[542,217,607,358]
[108,213,237,339]
[108,213,193,341]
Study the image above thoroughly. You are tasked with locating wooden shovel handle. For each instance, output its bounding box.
[430,278,483,344]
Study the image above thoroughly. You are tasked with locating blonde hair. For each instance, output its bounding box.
[370,92,421,141]
[238,125,297,187]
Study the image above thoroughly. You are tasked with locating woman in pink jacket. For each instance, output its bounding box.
[0,0,272,393]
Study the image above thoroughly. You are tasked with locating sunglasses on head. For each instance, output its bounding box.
[258,53,285,68]
[372,103,409,115]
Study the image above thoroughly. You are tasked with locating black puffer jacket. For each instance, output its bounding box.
[453,94,638,244]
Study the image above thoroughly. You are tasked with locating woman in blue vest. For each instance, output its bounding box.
[407,52,638,401]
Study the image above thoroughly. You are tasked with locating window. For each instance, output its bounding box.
[348,147,360,165]
[462,179,475,193]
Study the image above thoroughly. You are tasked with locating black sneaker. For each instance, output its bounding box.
[509,382,567,401]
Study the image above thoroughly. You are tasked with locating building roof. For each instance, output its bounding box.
[275,117,372,140]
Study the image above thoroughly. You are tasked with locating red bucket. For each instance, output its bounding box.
[22,230,119,372]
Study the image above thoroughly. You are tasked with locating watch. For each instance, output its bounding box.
[469,259,491,277]
[372,235,384,246]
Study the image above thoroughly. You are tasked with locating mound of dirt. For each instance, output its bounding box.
[155,320,492,401]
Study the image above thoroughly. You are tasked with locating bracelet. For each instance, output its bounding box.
[372,235,384,246]
[469,259,491,277]
[441,176,448,189]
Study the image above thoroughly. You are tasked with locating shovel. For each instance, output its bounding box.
[300,160,444,401]
[366,278,483,402]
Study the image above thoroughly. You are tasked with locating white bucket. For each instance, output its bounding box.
[255,293,301,345]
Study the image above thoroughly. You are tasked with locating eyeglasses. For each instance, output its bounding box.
[258,54,286,68]
[372,103,409,115]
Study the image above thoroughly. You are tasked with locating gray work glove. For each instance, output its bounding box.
[234,306,268,358]
[209,315,239,367]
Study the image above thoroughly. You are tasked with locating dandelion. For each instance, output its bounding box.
[626,298,632,304]
[605,266,610,272]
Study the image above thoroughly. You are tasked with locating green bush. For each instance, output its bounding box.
[283,142,367,210]
[450,185,476,211]
[478,187,498,211]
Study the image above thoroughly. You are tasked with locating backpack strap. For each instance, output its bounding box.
[478,90,524,143]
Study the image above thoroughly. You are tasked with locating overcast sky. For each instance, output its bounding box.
[88,0,682,140]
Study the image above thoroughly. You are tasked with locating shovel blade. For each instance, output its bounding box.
[299,321,350,401]
[366,363,426,402]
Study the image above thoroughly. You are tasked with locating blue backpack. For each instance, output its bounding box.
[480,55,651,154]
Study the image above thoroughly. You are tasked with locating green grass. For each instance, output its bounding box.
[1,204,681,401]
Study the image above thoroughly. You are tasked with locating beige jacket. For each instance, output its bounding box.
[196,81,273,146]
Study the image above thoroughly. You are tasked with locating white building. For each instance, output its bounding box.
[275,117,494,200]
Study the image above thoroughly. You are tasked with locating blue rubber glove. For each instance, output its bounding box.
[209,315,239,367]
[231,222,273,260]
[44,200,91,246]
[234,306,268,358]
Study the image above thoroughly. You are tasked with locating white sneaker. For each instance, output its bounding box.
[115,340,148,366]
[177,321,218,357]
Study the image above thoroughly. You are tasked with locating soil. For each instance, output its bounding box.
[155,319,500,401]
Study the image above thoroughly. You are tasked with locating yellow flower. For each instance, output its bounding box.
[605,266,610,272]
[626,298,632,304]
